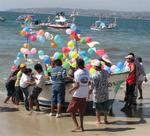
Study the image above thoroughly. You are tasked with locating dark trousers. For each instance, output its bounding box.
[21,87,29,110]
[124,82,136,107]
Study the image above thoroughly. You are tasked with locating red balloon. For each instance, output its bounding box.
[62,47,70,54]
[86,37,92,43]
[96,49,106,56]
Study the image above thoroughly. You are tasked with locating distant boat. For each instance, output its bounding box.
[17,14,42,29]
[90,17,117,31]
[40,10,78,30]
[0,16,6,22]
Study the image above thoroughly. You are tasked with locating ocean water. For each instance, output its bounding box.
[0,11,150,81]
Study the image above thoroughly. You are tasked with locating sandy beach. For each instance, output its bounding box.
[0,76,150,136]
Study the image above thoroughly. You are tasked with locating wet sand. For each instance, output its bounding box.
[0,81,150,136]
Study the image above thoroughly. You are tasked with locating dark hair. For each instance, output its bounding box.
[137,57,142,63]
[76,58,85,69]
[54,59,62,66]
[34,64,43,72]
[128,52,135,57]
[23,68,32,75]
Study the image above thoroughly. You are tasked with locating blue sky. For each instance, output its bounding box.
[0,0,150,11]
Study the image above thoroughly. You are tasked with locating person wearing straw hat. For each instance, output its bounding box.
[89,59,110,126]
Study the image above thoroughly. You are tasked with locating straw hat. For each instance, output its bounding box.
[20,63,25,68]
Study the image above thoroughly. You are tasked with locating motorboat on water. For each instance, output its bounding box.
[90,17,117,31]
[17,15,42,29]
[40,11,78,30]
[0,16,6,22]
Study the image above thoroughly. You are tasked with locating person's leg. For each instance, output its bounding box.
[104,111,108,124]
[96,110,101,123]
[28,96,33,110]
[22,88,29,111]
[138,81,143,99]
[129,84,136,107]
[57,84,65,115]
[79,113,84,131]
[50,89,57,114]
[121,83,130,111]
[4,83,12,103]
[70,112,80,131]
[15,87,21,106]
[4,96,11,103]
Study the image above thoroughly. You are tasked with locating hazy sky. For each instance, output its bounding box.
[0,0,150,11]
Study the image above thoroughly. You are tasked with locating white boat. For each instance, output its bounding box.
[40,11,77,30]
[90,17,117,31]
[38,71,129,106]
[0,16,6,22]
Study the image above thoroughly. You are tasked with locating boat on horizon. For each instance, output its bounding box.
[0,16,6,22]
[40,10,78,30]
[90,17,117,31]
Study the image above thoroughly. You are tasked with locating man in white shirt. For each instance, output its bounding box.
[67,58,90,132]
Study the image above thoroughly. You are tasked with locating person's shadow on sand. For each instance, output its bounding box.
[84,127,135,132]
[0,106,19,112]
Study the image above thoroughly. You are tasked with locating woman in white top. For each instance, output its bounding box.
[29,64,45,112]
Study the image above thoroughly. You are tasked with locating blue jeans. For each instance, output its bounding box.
[21,87,29,111]
[51,83,65,105]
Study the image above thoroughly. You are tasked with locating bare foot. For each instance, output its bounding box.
[71,126,82,132]
[96,121,101,127]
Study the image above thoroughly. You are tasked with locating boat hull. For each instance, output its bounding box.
[38,71,129,106]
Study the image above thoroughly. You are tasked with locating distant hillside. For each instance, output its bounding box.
[8,7,150,20]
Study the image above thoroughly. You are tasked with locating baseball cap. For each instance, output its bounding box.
[125,55,134,59]
[20,63,25,68]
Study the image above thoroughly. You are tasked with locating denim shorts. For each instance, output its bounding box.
[5,82,15,97]
[93,101,109,112]
[51,83,65,105]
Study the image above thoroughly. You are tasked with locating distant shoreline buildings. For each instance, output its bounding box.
[7,7,150,20]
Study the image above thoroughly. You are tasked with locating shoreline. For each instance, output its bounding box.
[0,76,150,135]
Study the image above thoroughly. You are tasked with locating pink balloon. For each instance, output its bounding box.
[11,65,17,72]
[38,29,44,36]
[23,48,30,55]
[85,64,92,70]
[96,49,106,56]
[30,35,36,42]
[66,29,72,35]
[30,48,37,54]
[86,37,92,43]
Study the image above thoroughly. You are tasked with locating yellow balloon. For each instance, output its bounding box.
[68,40,75,49]
[20,48,24,52]
[89,68,96,76]
[71,51,78,59]
[71,62,77,68]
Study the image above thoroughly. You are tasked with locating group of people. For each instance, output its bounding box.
[4,63,45,113]
[4,52,147,132]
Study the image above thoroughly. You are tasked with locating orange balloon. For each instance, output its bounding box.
[38,29,45,36]
[70,35,74,40]
[20,30,26,36]
[50,40,58,48]
[23,43,30,49]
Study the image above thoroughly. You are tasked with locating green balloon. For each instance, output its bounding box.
[63,61,70,69]
[80,38,86,44]
[47,66,52,73]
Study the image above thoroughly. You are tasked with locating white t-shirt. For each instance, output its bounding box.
[20,73,31,88]
[73,68,90,98]
[35,72,45,88]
